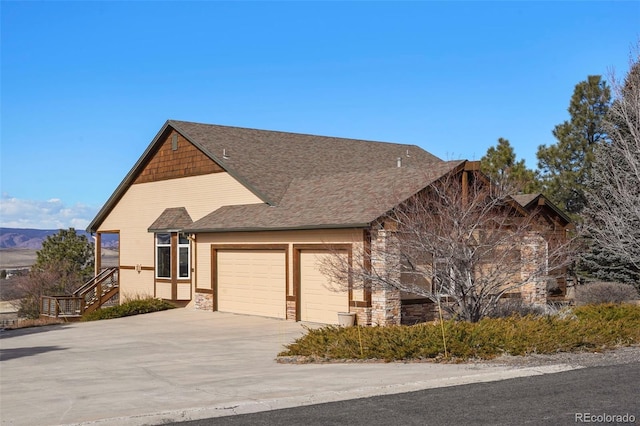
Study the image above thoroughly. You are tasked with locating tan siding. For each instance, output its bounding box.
[119,269,155,301]
[177,282,191,300]
[156,282,172,299]
[97,172,262,303]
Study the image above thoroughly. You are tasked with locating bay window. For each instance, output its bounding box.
[155,232,190,279]
[156,233,171,278]
[178,233,190,278]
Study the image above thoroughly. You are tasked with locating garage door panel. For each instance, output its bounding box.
[300,251,348,324]
[217,250,286,319]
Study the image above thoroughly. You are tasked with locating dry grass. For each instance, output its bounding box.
[2,316,65,330]
[0,248,119,269]
[575,281,639,305]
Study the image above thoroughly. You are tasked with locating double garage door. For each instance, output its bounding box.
[216,249,347,324]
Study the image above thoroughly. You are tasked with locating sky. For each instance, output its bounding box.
[1,1,638,230]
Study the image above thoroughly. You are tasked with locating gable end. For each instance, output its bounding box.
[133,129,223,184]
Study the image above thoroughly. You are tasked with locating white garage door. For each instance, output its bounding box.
[300,251,348,324]
[217,250,286,319]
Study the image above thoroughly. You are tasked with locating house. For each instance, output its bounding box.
[87,120,571,325]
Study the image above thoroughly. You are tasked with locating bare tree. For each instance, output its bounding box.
[11,264,83,318]
[323,171,574,323]
[583,49,640,273]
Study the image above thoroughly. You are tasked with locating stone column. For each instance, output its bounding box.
[369,228,401,326]
[520,233,548,306]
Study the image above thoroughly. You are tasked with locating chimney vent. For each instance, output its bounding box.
[397,157,402,168]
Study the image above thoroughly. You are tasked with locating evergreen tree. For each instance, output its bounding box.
[34,228,95,285]
[480,138,540,194]
[16,228,95,318]
[537,76,611,218]
[580,242,640,285]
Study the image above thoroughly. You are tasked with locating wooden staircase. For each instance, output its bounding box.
[40,267,119,320]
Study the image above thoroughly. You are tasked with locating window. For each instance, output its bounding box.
[156,233,171,278]
[178,233,190,278]
[155,232,191,279]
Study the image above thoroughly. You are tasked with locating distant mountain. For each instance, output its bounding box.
[0,228,119,250]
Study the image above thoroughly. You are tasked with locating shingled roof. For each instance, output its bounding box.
[88,120,460,232]
[186,161,464,232]
[148,207,193,232]
[510,193,571,225]
[169,120,443,205]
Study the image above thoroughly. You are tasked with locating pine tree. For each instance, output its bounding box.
[16,228,95,318]
[580,242,640,285]
[537,76,611,218]
[480,138,540,194]
[34,228,95,284]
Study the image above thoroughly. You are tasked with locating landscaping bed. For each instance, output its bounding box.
[278,304,640,363]
[81,297,176,321]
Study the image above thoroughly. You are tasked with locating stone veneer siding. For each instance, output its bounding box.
[519,233,548,305]
[351,306,372,326]
[286,300,296,321]
[195,292,213,311]
[369,228,401,325]
[401,300,439,325]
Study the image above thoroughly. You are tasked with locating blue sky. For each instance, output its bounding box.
[1,1,638,229]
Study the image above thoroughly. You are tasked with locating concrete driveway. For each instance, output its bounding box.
[0,309,573,426]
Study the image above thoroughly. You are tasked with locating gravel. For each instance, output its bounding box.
[477,345,640,368]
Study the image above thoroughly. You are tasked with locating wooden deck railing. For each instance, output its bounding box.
[40,267,119,320]
[41,295,83,318]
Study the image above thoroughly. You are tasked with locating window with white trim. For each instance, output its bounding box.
[156,233,171,278]
[178,233,190,279]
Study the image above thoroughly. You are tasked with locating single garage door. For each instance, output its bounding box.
[300,251,348,324]
[217,250,286,319]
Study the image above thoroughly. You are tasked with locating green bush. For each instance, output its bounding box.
[81,297,176,321]
[279,304,640,362]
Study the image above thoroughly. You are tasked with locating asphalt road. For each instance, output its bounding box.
[173,362,640,426]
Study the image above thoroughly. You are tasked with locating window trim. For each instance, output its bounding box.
[178,232,191,279]
[156,233,172,279]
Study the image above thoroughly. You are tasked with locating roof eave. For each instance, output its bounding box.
[87,121,175,232]
[185,222,371,234]
[530,195,572,225]
[87,120,278,233]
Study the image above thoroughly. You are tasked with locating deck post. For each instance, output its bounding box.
[94,233,102,276]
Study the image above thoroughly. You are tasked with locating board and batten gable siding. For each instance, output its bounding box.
[97,172,263,300]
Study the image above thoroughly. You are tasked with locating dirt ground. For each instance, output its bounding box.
[0,249,38,269]
[0,249,119,305]
[0,248,119,269]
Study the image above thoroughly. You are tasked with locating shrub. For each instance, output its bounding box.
[279,304,640,362]
[81,297,175,321]
[575,281,639,305]
[487,298,547,318]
